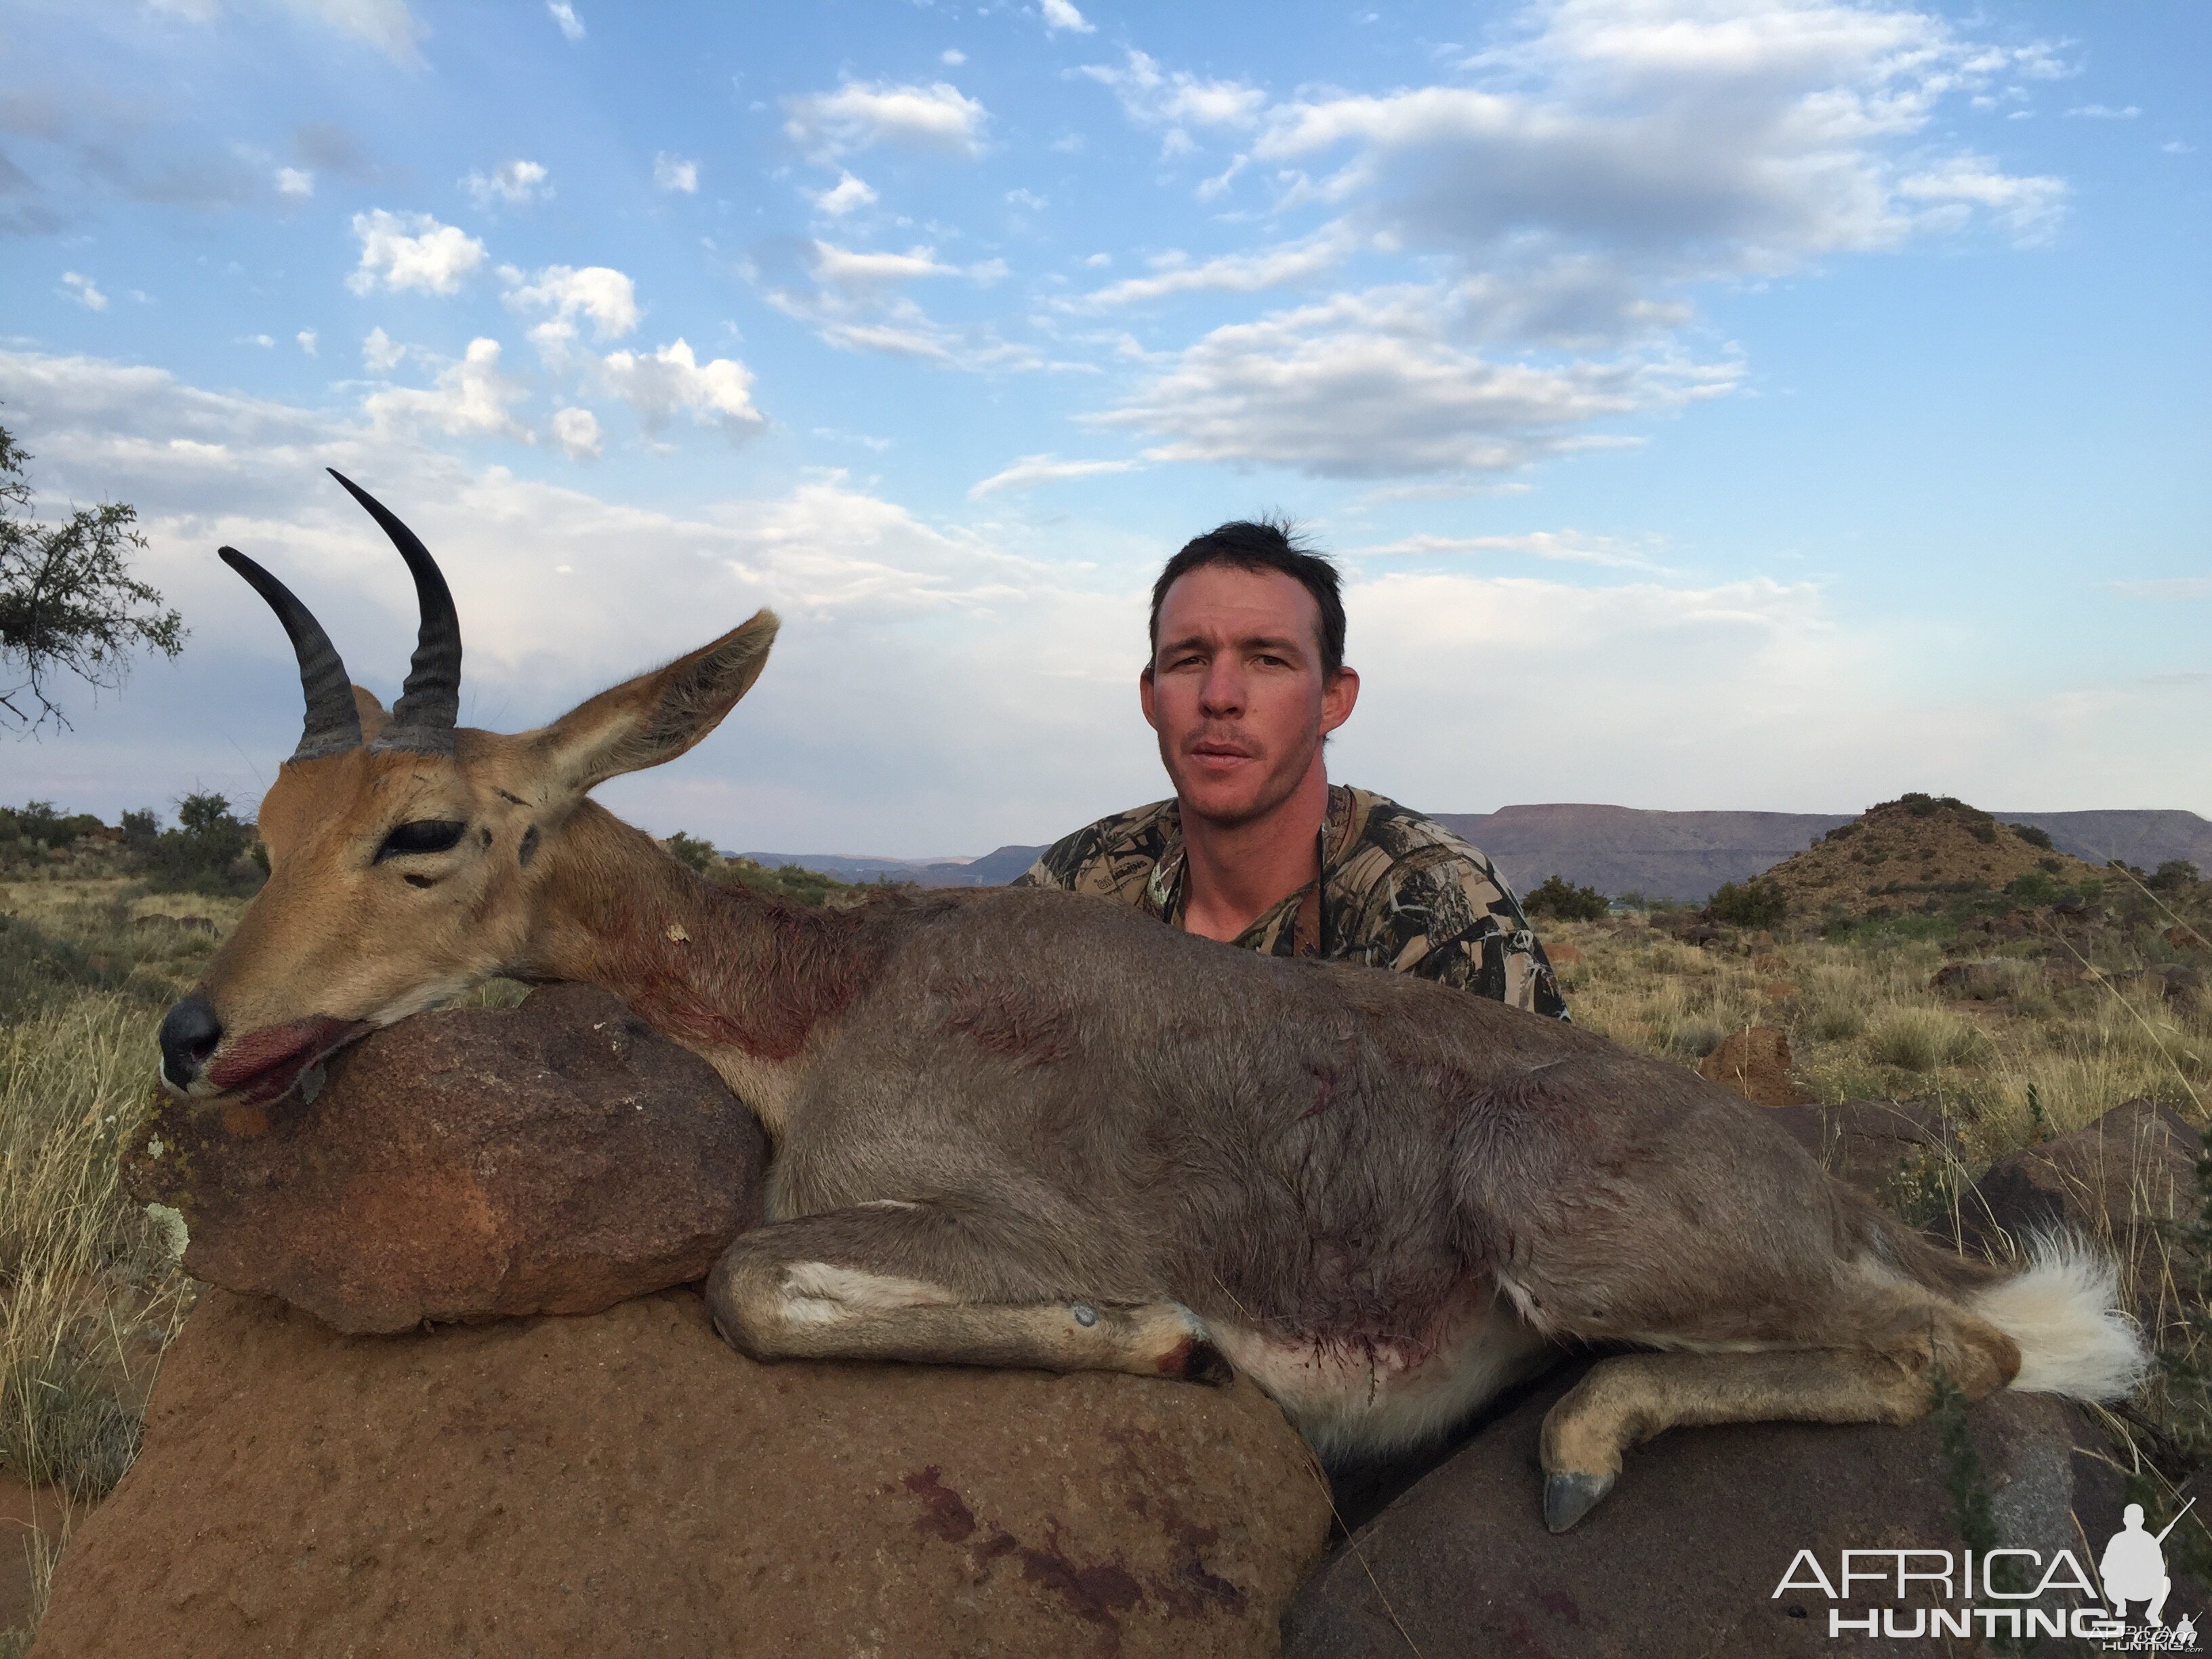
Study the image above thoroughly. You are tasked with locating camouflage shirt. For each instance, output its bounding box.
[1015,785,1570,1019]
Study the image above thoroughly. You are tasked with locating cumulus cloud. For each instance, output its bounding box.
[361,326,406,371]
[1073,227,1356,308]
[276,166,314,198]
[503,263,642,355]
[296,328,319,355]
[783,80,988,162]
[594,339,764,441]
[810,241,957,287]
[968,453,1138,498]
[653,152,699,194]
[1040,0,1093,33]
[348,209,486,294]
[812,171,878,217]
[2066,104,2139,119]
[464,159,550,208]
[546,0,583,41]
[1078,49,1265,146]
[1345,530,1658,570]
[551,405,602,460]
[60,272,108,310]
[1096,285,1739,478]
[363,337,531,441]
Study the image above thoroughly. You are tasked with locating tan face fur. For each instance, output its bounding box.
[170,611,779,1104]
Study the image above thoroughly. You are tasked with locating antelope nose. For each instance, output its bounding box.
[159,993,224,1089]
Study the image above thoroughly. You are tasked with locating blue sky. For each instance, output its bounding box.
[1,0,2205,856]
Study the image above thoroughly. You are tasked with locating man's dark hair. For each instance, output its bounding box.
[1146,519,1347,678]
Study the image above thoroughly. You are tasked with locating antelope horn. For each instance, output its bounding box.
[218,546,364,761]
[327,468,462,755]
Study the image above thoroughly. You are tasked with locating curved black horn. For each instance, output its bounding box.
[218,546,364,761]
[327,468,462,754]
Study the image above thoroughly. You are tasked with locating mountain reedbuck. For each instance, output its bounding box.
[159,473,2146,1532]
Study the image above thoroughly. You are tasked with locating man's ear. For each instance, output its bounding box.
[532,609,779,797]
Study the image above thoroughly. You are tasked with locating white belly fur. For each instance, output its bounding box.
[1210,1290,1556,1462]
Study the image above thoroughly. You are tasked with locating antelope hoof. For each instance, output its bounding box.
[1542,1469,1616,1533]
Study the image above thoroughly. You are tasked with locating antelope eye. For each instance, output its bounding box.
[374,819,468,862]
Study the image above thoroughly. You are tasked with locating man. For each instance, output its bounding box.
[1017,520,1569,1019]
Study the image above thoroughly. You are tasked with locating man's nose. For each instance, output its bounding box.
[1196,661,1245,714]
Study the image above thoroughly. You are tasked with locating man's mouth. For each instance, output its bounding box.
[1187,738,1257,766]
[203,1016,375,1107]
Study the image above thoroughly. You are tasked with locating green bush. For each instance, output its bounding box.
[143,792,260,895]
[663,831,720,872]
[0,800,102,851]
[1524,873,1609,922]
[2007,822,2053,851]
[1708,878,1788,929]
[2004,869,2064,908]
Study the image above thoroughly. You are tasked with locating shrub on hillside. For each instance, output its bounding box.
[662,832,719,873]
[1524,873,1609,923]
[0,800,104,853]
[2008,823,2054,851]
[1708,878,1788,929]
[142,792,261,896]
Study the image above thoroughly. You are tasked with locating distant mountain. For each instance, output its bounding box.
[746,805,2211,905]
[1433,805,1852,905]
[739,844,1046,888]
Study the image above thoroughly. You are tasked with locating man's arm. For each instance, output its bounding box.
[1335,838,1572,1019]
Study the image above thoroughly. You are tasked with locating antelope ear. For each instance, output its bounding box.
[351,685,390,745]
[533,610,779,796]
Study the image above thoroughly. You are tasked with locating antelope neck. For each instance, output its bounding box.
[522,808,879,1129]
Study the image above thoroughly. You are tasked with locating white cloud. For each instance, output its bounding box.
[464,159,550,209]
[813,171,879,217]
[347,209,486,295]
[1097,285,1739,478]
[1073,226,1355,308]
[296,328,319,355]
[1079,49,1265,144]
[60,272,108,311]
[941,48,965,66]
[552,405,602,460]
[594,338,764,441]
[276,166,314,198]
[968,453,1137,498]
[1006,188,1047,211]
[1040,0,1093,34]
[783,80,988,163]
[272,0,424,66]
[811,241,956,287]
[654,152,699,194]
[546,0,583,42]
[503,264,642,353]
[361,326,406,371]
[1895,156,2066,244]
[2066,104,2140,120]
[363,337,531,441]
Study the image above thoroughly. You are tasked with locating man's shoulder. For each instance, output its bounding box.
[1014,798,1180,899]
[1334,788,1515,897]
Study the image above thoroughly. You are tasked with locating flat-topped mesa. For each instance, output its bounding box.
[515,803,901,1125]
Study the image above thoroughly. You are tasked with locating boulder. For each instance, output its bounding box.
[123,983,767,1334]
[1767,1099,1964,1208]
[1948,1097,2205,1342]
[32,1287,1329,1659]
[1698,1025,1806,1107]
[1286,1357,2198,1658]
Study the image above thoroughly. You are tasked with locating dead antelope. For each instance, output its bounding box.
[160,473,2146,1532]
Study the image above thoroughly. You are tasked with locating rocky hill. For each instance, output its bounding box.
[745,805,2212,903]
[1754,794,2108,924]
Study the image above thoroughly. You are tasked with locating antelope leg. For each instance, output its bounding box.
[705,1202,1229,1383]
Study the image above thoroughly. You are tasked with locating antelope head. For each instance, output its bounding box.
[157,470,779,1107]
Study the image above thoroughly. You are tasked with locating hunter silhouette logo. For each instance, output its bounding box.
[2099,1499,2198,1647]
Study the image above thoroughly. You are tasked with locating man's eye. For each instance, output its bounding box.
[374,819,468,862]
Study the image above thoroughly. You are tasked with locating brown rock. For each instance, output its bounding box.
[33,1288,1328,1659]
[1698,1025,1806,1107]
[1949,1098,2205,1342]
[123,983,766,1334]
[1286,1357,2195,1658]
[1766,1099,1963,1208]
[2167,923,2208,951]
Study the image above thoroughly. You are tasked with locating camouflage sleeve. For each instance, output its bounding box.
[1010,827,1091,890]
[1346,848,1572,1020]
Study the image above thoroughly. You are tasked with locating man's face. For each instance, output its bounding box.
[1140,563,1357,827]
